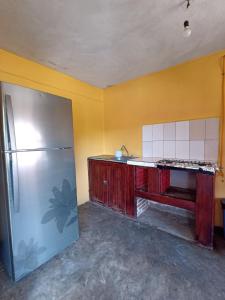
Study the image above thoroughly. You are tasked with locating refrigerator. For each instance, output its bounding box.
[0,82,79,281]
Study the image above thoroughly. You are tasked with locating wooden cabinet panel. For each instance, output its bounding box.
[88,160,108,205]
[196,173,215,248]
[125,165,135,217]
[160,169,170,193]
[108,163,126,212]
[135,167,148,191]
[148,168,160,193]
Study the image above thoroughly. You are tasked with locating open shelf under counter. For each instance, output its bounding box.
[135,189,196,212]
[162,186,196,202]
[134,164,215,248]
[135,166,196,210]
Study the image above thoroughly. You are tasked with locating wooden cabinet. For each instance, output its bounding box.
[108,163,126,212]
[196,173,215,247]
[88,159,135,217]
[147,168,161,193]
[135,167,169,194]
[89,159,215,248]
[88,159,109,205]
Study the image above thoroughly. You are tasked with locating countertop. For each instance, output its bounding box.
[127,157,218,174]
[88,155,161,167]
[88,155,218,174]
[88,155,137,164]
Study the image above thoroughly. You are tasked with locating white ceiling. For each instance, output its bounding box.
[0,0,225,88]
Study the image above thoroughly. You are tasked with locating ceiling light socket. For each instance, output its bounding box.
[183,20,191,37]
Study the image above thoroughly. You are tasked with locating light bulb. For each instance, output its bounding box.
[183,20,191,37]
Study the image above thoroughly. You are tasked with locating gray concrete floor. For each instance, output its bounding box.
[138,201,196,242]
[1,201,225,300]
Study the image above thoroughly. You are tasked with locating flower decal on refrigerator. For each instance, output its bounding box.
[41,179,77,233]
[14,238,46,274]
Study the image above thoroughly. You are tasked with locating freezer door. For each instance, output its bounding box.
[1,82,74,151]
[4,148,79,281]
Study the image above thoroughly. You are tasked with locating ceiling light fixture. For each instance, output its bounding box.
[184,20,191,37]
[183,0,191,38]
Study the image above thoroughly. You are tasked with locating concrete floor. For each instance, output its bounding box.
[1,202,225,300]
[138,200,196,242]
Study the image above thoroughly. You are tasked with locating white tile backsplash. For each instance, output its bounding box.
[176,141,189,159]
[153,141,163,157]
[176,121,189,140]
[153,124,163,140]
[142,142,153,157]
[142,117,219,161]
[143,125,153,141]
[190,140,204,160]
[164,141,175,158]
[190,120,206,140]
[206,118,219,140]
[163,122,175,141]
[205,140,219,161]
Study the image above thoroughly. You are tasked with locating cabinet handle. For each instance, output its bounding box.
[103,180,107,185]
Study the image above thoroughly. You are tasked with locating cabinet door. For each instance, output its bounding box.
[108,163,126,213]
[148,168,160,194]
[88,160,108,205]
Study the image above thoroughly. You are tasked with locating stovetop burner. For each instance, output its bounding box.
[157,159,213,166]
[156,159,218,174]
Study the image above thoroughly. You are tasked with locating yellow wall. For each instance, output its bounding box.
[1,48,225,226]
[104,50,225,226]
[0,49,104,205]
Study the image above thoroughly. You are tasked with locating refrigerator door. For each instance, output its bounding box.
[4,148,78,281]
[1,82,74,151]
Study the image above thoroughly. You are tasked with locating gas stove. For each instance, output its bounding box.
[156,159,218,174]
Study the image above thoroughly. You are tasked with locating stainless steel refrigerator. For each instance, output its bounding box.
[0,82,79,281]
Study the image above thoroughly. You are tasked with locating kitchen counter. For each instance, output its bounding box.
[88,155,218,174]
[88,155,160,166]
[88,155,137,164]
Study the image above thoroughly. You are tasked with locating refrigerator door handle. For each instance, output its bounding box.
[4,95,20,212]
[5,94,17,151]
[11,152,20,213]
[5,152,20,213]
